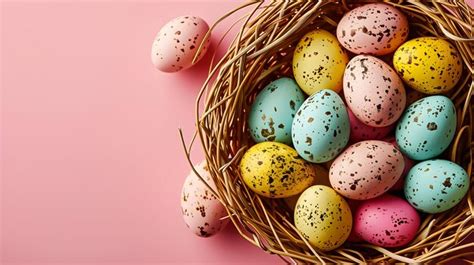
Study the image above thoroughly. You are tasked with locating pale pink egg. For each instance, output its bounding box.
[329,140,404,200]
[181,161,228,237]
[344,55,406,127]
[347,107,394,143]
[337,3,409,55]
[384,136,415,191]
[151,16,210,72]
[354,194,420,247]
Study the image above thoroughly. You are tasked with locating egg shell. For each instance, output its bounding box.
[293,29,349,95]
[346,200,364,243]
[348,107,394,143]
[393,37,463,94]
[395,95,456,160]
[181,161,228,237]
[294,185,352,251]
[151,16,210,72]
[329,140,405,200]
[248,78,305,144]
[292,89,350,163]
[384,136,414,191]
[404,159,469,214]
[337,3,409,55]
[285,165,330,210]
[344,55,406,127]
[239,142,315,198]
[354,194,420,247]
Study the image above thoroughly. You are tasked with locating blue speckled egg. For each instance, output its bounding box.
[248,77,305,144]
[292,89,350,163]
[404,159,469,214]
[395,95,456,160]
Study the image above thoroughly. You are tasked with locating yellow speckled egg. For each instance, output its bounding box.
[295,185,352,251]
[393,37,462,94]
[293,29,349,95]
[239,142,315,198]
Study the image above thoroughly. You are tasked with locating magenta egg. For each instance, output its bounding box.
[348,107,394,143]
[354,194,420,247]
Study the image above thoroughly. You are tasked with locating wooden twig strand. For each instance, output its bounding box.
[181,0,473,263]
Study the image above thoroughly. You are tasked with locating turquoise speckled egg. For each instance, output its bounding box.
[395,96,456,160]
[248,77,305,144]
[404,159,469,214]
[292,89,350,163]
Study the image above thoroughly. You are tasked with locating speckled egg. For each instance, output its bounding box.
[285,165,330,210]
[393,37,463,94]
[354,194,420,247]
[181,161,228,237]
[248,78,305,144]
[293,29,349,95]
[337,3,409,55]
[348,107,393,143]
[344,55,406,127]
[384,136,414,191]
[294,185,352,251]
[292,89,350,163]
[151,16,210,72]
[329,140,404,200]
[404,159,469,214]
[395,95,456,160]
[239,142,315,198]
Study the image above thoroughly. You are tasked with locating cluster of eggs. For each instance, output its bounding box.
[174,3,469,251]
[238,3,468,251]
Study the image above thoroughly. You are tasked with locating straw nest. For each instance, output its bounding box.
[180,0,473,263]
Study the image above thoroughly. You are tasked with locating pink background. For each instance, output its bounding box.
[1,1,279,264]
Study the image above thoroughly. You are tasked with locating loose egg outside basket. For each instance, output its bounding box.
[181,0,473,263]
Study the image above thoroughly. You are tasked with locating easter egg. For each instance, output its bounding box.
[294,185,352,251]
[239,142,315,198]
[329,140,404,200]
[395,95,456,160]
[151,16,210,72]
[404,159,469,214]
[181,161,228,237]
[284,165,330,210]
[293,29,349,95]
[393,37,463,94]
[292,89,350,163]
[344,55,406,127]
[384,136,415,191]
[248,78,305,144]
[354,194,420,247]
[337,3,409,55]
[348,107,393,143]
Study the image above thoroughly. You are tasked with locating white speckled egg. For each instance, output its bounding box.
[292,89,350,163]
[337,3,409,55]
[329,140,405,200]
[181,161,228,237]
[151,16,210,72]
[344,55,406,127]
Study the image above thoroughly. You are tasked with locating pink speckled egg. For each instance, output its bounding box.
[346,200,364,243]
[344,55,406,127]
[347,107,394,143]
[181,161,228,237]
[354,194,420,247]
[384,136,415,191]
[337,3,408,55]
[151,16,210,72]
[329,140,404,200]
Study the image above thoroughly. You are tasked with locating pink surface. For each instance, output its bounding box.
[1,1,279,264]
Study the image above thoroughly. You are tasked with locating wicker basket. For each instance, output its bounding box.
[180,0,473,263]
